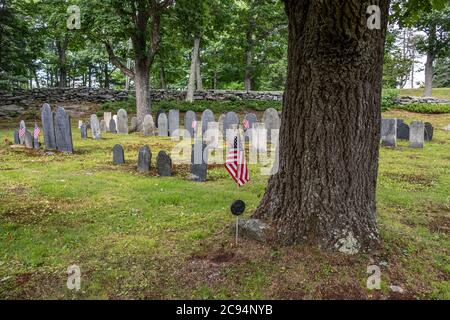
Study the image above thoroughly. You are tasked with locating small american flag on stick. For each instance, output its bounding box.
[243,119,250,131]
[225,135,250,187]
[192,120,198,130]
[34,123,41,139]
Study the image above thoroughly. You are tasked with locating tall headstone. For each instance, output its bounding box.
[156,151,172,177]
[13,129,20,144]
[410,121,425,148]
[143,115,155,136]
[24,131,33,149]
[244,113,258,142]
[263,108,281,142]
[168,109,180,136]
[185,111,197,138]
[54,107,73,153]
[156,109,166,128]
[19,120,26,145]
[190,140,208,182]
[100,120,107,133]
[204,122,220,148]
[137,145,152,173]
[80,123,88,140]
[223,112,239,140]
[104,112,112,131]
[41,104,56,150]
[117,109,129,134]
[158,113,169,137]
[109,118,117,133]
[201,109,215,135]
[424,122,434,141]
[90,114,101,140]
[112,144,125,165]
[381,118,397,147]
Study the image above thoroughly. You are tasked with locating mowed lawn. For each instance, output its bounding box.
[400,88,450,100]
[0,110,449,300]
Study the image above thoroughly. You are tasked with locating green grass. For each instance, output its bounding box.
[0,110,449,300]
[400,88,450,100]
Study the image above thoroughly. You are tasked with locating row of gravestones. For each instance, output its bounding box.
[13,120,40,150]
[112,140,209,182]
[381,119,433,148]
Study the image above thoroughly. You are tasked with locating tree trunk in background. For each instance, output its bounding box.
[56,37,69,88]
[253,0,390,253]
[134,56,150,122]
[244,49,253,91]
[34,70,40,89]
[213,71,218,90]
[104,64,110,89]
[88,65,92,88]
[196,53,203,91]
[424,52,434,97]
[186,37,200,102]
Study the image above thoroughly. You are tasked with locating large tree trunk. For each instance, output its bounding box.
[186,37,201,102]
[56,38,68,88]
[134,56,150,122]
[196,53,203,91]
[253,0,390,253]
[424,52,434,97]
[244,48,253,91]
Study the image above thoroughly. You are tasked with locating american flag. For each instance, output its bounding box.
[192,120,198,129]
[243,119,250,130]
[33,123,41,139]
[19,127,26,138]
[225,135,250,187]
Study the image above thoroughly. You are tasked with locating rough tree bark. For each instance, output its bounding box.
[56,36,69,88]
[253,0,390,254]
[196,53,203,91]
[186,37,201,102]
[424,23,436,97]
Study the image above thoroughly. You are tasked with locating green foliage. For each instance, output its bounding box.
[382,89,400,111]
[395,103,450,114]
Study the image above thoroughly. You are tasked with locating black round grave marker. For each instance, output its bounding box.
[231,200,246,216]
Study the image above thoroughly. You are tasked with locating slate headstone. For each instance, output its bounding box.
[263,108,281,142]
[112,144,125,165]
[204,122,220,148]
[410,121,425,148]
[24,131,33,149]
[156,109,166,128]
[190,140,208,182]
[424,122,433,141]
[109,118,117,133]
[185,111,197,138]
[223,112,239,140]
[100,120,107,133]
[201,109,215,135]
[19,120,26,145]
[397,122,410,140]
[168,109,180,136]
[33,124,40,150]
[13,129,20,144]
[381,118,397,147]
[244,113,258,142]
[54,107,73,153]
[156,151,172,177]
[137,145,152,173]
[143,114,155,136]
[158,113,169,137]
[117,109,129,134]
[41,104,56,150]
[80,123,88,140]
[90,114,101,140]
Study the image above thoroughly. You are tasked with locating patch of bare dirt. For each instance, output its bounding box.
[429,215,450,235]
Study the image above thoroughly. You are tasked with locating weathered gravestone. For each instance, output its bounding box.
[90,114,101,140]
[158,113,168,137]
[112,144,125,165]
[80,123,88,140]
[218,114,226,134]
[33,124,40,150]
[381,118,397,147]
[244,113,258,142]
[204,122,220,148]
[143,115,155,136]
[263,108,281,142]
[223,112,239,140]
[41,104,57,150]
[397,122,410,140]
[424,122,434,141]
[190,140,208,182]
[137,145,152,173]
[185,111,197,138]
[251,123,268,153]
[156,151,172,177]
[201,109,215,135]
[109,118,117,133]
[24,131,33,149]
[100,120,107,133]
[104,112,112,131]
[13,129,20,144]
[410,121,425,148]
[168,109,180,136]
[19,120,26,145]
[156,109,166,128]
[54,107,73,153]
[117,109,129,134]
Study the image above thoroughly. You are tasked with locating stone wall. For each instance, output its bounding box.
[0,87,448,118]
